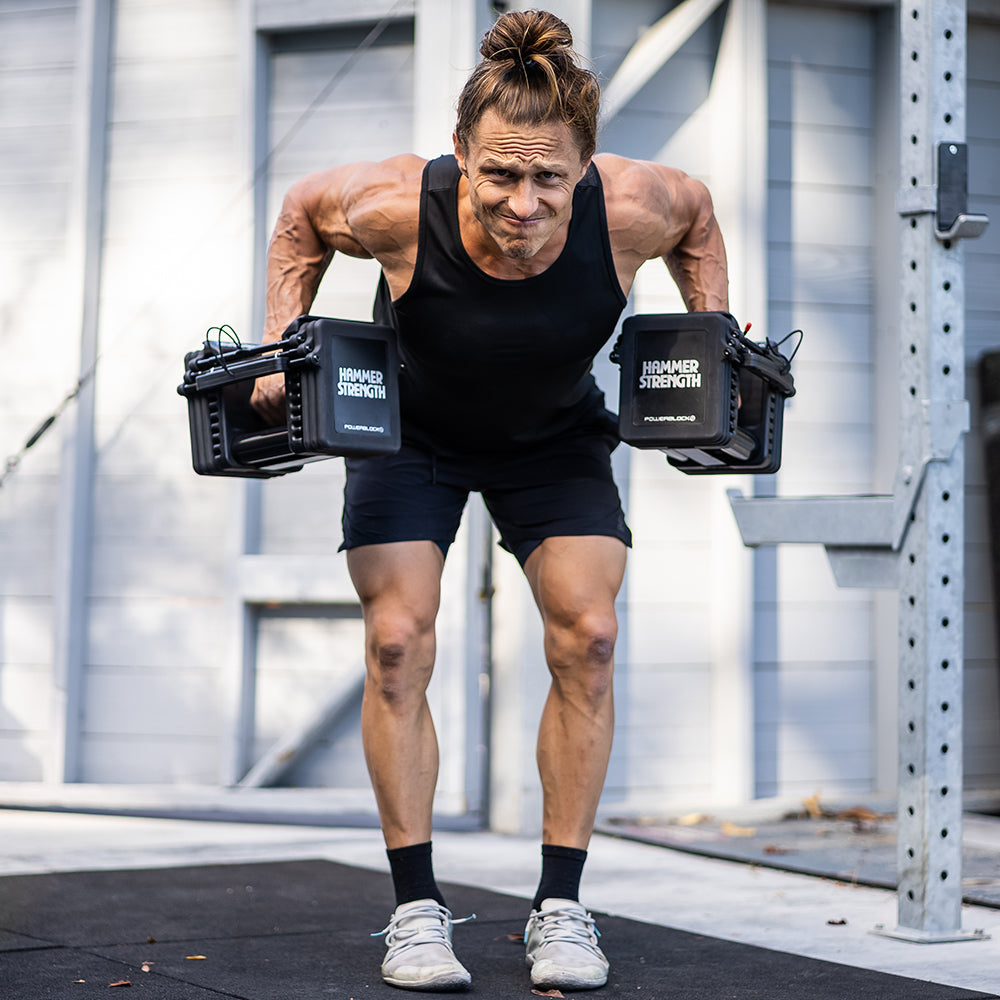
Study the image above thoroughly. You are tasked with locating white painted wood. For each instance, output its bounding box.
[601,0,726,124]
[49,0,112,784]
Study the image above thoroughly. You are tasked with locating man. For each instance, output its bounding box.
[252,9,729,992]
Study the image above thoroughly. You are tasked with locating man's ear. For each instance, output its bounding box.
[452,131,468,175]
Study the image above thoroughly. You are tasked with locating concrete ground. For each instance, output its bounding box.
[1,809,998,994]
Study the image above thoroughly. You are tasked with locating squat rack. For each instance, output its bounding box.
[729,0,989,942]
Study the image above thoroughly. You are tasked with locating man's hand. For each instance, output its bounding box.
[251,371,287,425]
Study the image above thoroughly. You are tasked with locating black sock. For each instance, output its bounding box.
[532,843,588,911]
[386,841,446,908]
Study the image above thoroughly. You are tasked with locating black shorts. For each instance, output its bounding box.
[341,436,632,567]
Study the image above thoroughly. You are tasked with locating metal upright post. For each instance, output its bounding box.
[881,0,985,942]
[725,0,988,941]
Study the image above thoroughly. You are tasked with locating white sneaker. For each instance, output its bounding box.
[524,898,609,990]
[374,898,473,991]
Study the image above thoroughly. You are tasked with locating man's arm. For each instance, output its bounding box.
[598,155,729,312]
[659,172,729,313]
[251,158,420,421]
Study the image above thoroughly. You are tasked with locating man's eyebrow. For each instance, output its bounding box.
[479,156,563,172]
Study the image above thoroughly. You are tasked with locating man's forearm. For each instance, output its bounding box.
[665,216,729,314]
[262,194,334,342]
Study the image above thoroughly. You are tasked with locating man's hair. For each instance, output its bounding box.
[455,9,600,161]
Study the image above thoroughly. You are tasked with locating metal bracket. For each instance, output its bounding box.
[725,397,968,589]
[897,143,990,242]
[891,398,970,548]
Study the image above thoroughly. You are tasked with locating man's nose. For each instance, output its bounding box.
[507,180,539,219]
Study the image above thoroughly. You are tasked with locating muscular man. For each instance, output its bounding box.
[253,9,728,992]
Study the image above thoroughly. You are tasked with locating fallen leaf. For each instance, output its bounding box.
[73,980,86,984]
[827,918,848,926]
[721,820,756,837]
[676,812,708,826]
[532,991,565,998]
[146,936,156,944]
[108,981,132,988]
[140,962,153,972]
[763,844,789,855]
[505,932,524,943]
[185,955,207,961]
[803,793,824,818]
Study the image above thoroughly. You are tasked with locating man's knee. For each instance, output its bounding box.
[364,612,436,705]
[546,610,617,698]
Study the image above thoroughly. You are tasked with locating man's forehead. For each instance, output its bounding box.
[469,111,581,165]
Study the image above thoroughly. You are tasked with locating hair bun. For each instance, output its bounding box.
[480,9,573,62]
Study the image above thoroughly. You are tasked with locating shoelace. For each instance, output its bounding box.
[372,902,477,957]
[530,906,602,952]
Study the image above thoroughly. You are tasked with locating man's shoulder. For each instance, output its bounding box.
[341,154,427,205]
[336,155,426,256]
[594,154,671,208]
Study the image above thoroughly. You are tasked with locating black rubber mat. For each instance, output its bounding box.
[0,859,996,999]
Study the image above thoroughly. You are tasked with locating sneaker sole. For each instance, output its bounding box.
[383,970,472,992]
[529,963,608,990]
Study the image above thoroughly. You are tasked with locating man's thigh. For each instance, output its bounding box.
[341,446,469,559]
[480,436,631,568]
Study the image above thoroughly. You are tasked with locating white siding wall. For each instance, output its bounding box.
[82,0,247,781]
[0,1,82,779]
[251,20,415,790]
[592,0,729,811]
[758,4,878,799]
[1,0,998,814]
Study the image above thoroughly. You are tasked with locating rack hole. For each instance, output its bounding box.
[941,827,949,837]
[909,386,917,396]
[908,806,915,816]
[941,701,950,712]
[941,744,950,754]
[943,365,951,375]
[908,848,915,858]
[910,301,917,312]
[944,113,952,124]
[908,636,916,648]
[910,260,917,270]
[908,595,916,606]
[942,491,950,501]
[908,763,916,774]
[945,28,953,38]
[945,71,952,81]
[942,617,950,627]
[907,890,915,900]
[941,785,949,796]
[909,553,916,564]
[940,870,949,881]
[910,344,917,354]
[942,575,950,586]
[944,323,951,333]
[942,659,950,669]
[908,679,916,690]
[943,281,951,291]
[942,533,950,543]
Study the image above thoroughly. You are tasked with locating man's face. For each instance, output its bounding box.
[454,109,590,261]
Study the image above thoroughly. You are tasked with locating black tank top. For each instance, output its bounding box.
[373,154,627,455]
